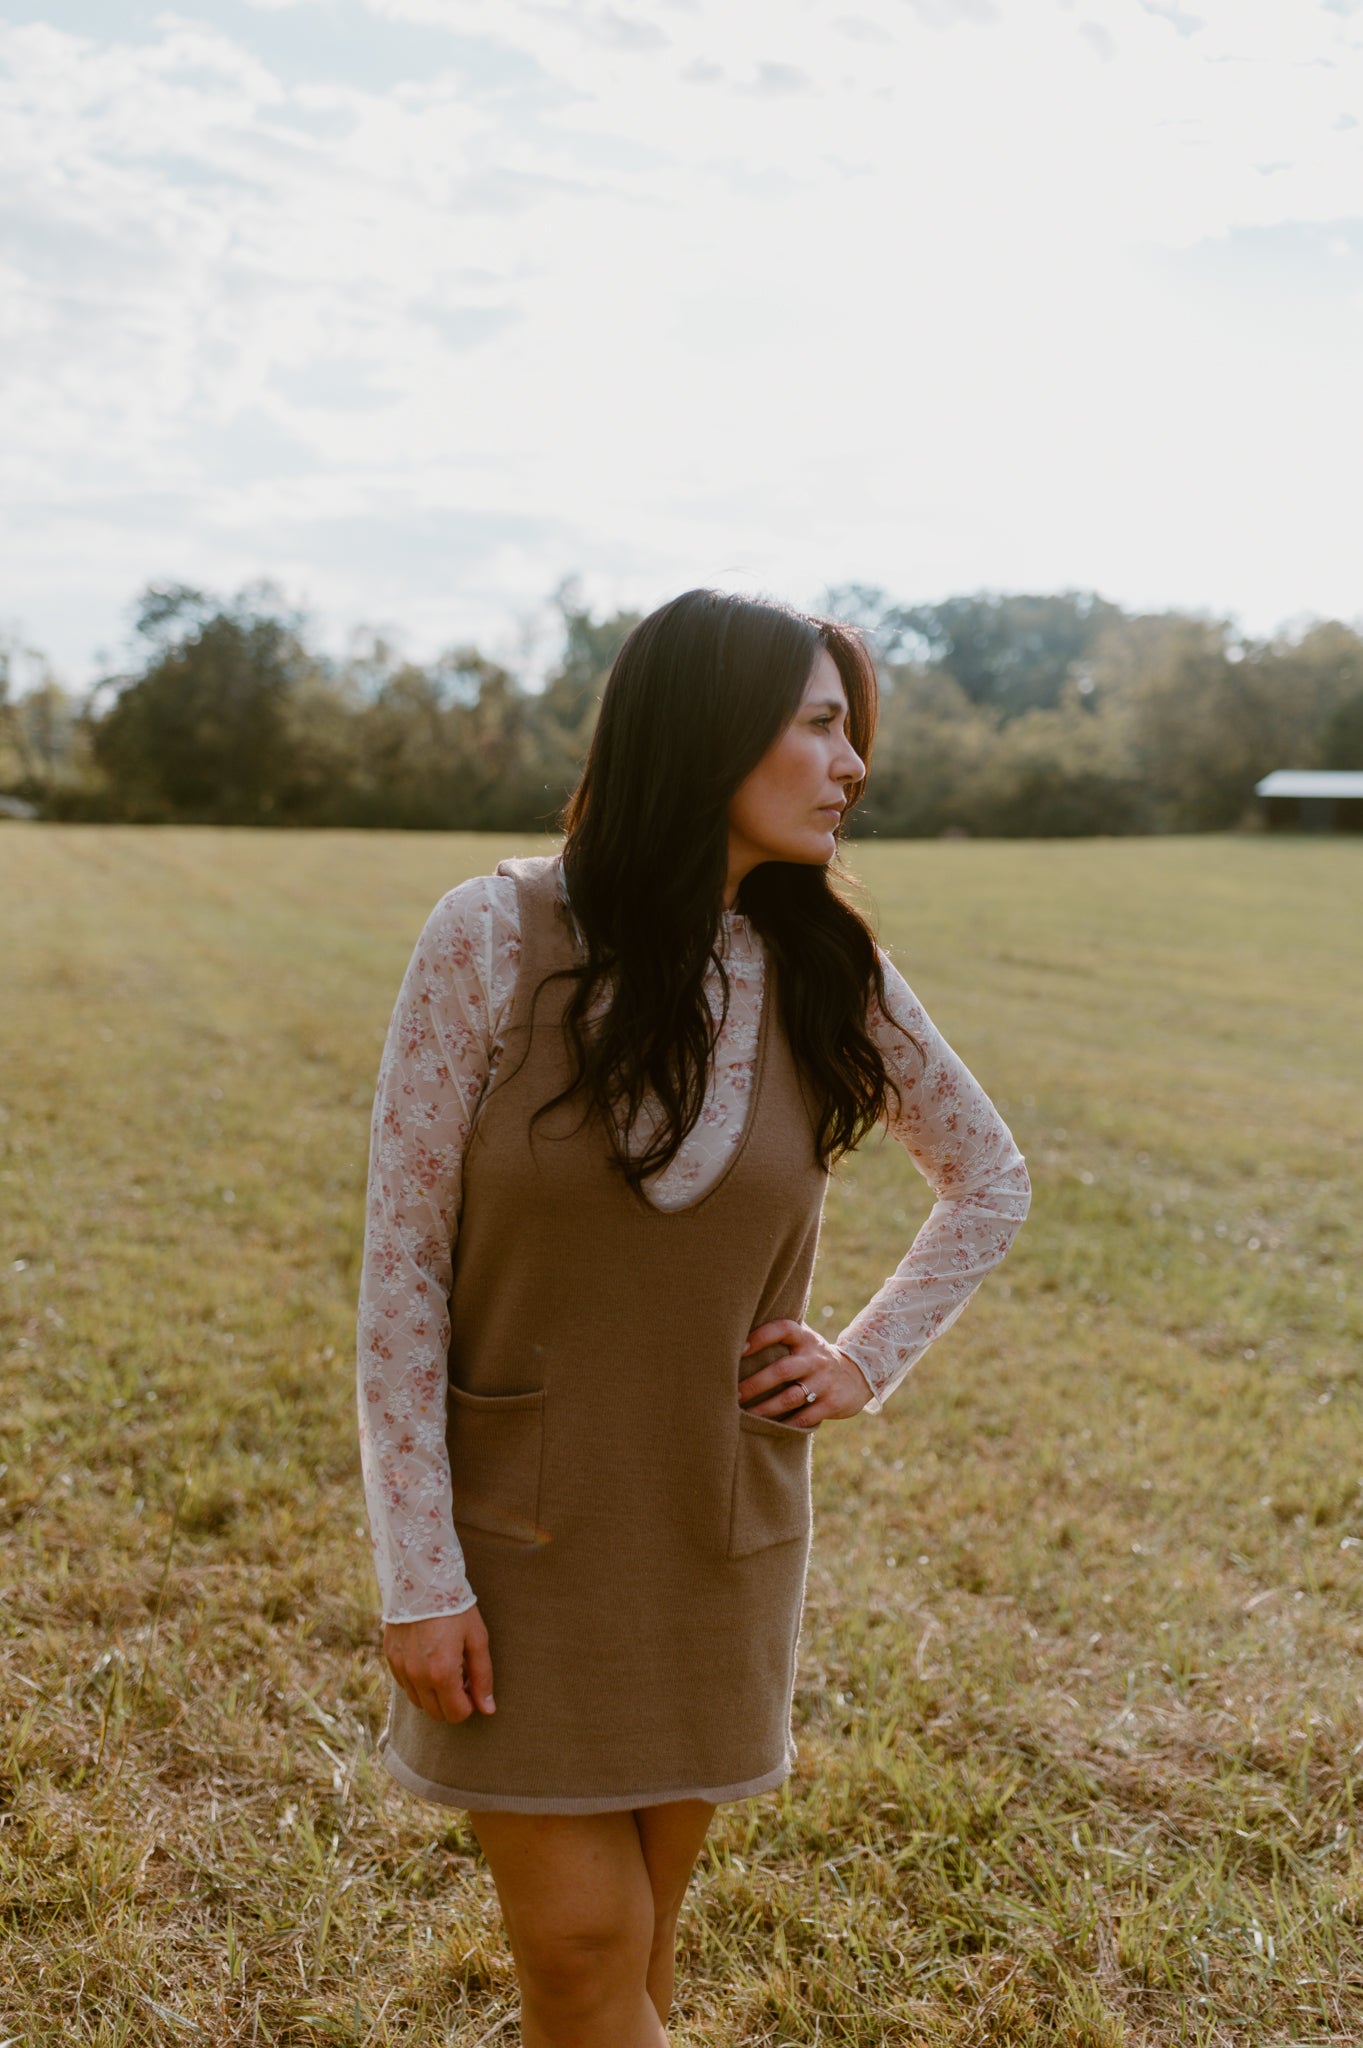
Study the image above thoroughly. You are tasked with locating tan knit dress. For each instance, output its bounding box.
[377,854,831,1813]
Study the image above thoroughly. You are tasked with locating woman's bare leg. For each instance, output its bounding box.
[633,1799,717,2023]
[468,1808,668,2048]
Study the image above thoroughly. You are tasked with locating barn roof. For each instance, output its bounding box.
[1255,770,1363,799]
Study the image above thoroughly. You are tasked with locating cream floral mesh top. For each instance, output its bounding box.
[357,860,1031,1625]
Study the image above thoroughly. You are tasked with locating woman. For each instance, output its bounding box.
[356,588,1031,2048]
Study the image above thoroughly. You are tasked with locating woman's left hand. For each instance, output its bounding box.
[737,1319,873,1429]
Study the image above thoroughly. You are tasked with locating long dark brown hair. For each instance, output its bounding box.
[527,587,923,1192]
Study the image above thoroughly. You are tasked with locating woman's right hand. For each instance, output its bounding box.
[383,1607,496,1722]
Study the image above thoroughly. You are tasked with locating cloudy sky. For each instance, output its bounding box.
[3,0,1362,683]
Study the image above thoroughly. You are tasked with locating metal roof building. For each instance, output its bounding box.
[1254,769,1363,831]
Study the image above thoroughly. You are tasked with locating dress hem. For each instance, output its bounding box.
[375,1731,794,1814]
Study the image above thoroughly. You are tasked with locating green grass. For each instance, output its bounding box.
[1,824,1360,2045]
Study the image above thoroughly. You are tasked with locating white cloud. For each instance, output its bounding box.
[2,0,1363,678]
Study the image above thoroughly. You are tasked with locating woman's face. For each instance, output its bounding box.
[726,647,867,891]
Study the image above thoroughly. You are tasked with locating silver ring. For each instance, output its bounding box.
[796,1380,816,1405]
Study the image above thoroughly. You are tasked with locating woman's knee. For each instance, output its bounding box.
[513,1892,655,2011]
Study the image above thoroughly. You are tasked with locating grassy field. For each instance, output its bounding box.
[1,824,1360,2047]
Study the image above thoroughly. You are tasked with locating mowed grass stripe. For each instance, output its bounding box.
[1,825,1360,2045]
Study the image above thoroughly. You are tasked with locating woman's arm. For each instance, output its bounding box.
[833,947,1032,1413]
[355,875,518,1623]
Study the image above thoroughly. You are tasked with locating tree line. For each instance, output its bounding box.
[3,578,1362,836]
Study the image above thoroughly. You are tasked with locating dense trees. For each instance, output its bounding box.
[90,586,320,823]
[850,595,1363,837]
[3,578,1360,835]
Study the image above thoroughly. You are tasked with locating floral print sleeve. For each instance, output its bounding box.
[833,947,1032,1413]
[355,875,521,1624]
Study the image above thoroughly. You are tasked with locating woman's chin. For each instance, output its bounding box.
[745,825,840,870]
[780,830,839,867]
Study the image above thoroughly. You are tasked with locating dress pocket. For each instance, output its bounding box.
[727,1408,813,1559]
[446,1382,546,1545]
